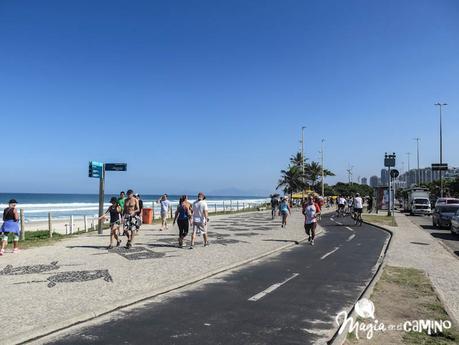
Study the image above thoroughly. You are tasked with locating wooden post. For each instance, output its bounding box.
[242,202,245,210]
[20,209,25,241]
[84,215,88,232]
[223,201,225,213]
[170,205,173,219]
[230,200,233,212]
[237,201,239,211]
[70,215,74,234]
[214,203,217,213]
[48,212,53,238]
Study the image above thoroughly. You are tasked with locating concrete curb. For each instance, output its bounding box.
[16,225,325,345]
[329,220,393,345]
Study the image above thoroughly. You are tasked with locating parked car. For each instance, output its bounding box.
[435,198,459,207]
[432,205,459,229]
[451,210,459,235]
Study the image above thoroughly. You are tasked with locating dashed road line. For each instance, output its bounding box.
[346,234,356,242]
[248,273,300,302]
[320,247,340,260]
[345,226,355,232]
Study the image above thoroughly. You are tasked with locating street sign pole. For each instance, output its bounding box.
[97,164,105,234]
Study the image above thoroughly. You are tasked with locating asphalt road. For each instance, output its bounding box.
[46,213,389,345]
[404,213,459,257]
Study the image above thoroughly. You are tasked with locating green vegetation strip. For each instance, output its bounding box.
[346,266,458,345]
[362,214,397,227]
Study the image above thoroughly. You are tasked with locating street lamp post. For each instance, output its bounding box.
[321,139,325,197]
[301,126,306,199]
[413,138,420,185]
[406,152,411,186]
[435,102,447,197]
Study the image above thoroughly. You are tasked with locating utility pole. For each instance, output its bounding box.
[435,102,447,197]
[321,139,325,197]
[413,138,420,185]
[301,126,306,199]
[406,152,411,186]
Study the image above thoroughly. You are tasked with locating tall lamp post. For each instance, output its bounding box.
[321,139,325,197]
[406,152,411,186]
[435,102,447,197]
[413,138,420,185]
[301,126,306,199]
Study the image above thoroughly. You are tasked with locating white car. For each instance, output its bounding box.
[435,198,459,207]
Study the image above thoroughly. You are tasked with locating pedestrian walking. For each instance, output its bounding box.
[135,193,144,232]
[367,196,373,213]
[123,190,140,249]
[1,199,20,255]
[99,197,122,249]
[117,191,126,212]
[158,194,170,231]
[303,196,317,245]
[190,192,209,249]
[173,195,192,248]
[270,195,279,219]
[279,196,291,228]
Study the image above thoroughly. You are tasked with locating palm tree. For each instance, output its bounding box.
[304,161,335,192]
[290,152,307,168]
[276,165,305,197]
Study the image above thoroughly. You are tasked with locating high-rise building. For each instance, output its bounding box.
[381,169,389,186]
[361,177,368,185]
[369,175,379,188]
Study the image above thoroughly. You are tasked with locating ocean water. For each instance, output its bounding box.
[0,193,269,223]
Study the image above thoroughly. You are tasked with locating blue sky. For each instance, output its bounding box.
[0,0,458,195]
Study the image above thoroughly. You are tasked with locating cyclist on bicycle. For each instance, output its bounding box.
[337,195,346,217]
[353,193,363,225]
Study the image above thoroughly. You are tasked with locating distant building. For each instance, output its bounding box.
[369,175,379,188]
[381,169,389,186]
[399,166,457,187]
[361,177,368,185]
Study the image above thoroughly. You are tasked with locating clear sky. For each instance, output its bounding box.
[0,0,458,195]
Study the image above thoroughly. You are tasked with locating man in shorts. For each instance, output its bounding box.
[158,194,170,231]
[337,195,346,216]
[190,192,209,249]
[353,193,364,225]
[123,190,140,249]
[303,196,317,245]
[270,195,279,219]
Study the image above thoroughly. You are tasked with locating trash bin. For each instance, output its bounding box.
[142,208,153,224]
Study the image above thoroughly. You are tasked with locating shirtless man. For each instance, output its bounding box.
[123,189,140,249]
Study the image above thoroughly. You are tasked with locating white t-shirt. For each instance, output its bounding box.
[192,200,208,224]
[160,200,170,213]
[354,197,363,209]
[304,204,317,224]
[338,197,346,205]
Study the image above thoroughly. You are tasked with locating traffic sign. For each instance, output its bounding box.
[390,169,399,179]
[88,161,104,178]
[432,163,448,171]
[105,163,127,171]
[384,153,396,168]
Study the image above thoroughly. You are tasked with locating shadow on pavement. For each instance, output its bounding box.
[66,245,107,250]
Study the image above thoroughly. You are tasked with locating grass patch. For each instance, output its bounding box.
[345,266,458,345]
[362,214,397,227]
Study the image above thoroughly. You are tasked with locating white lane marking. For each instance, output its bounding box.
[320,247,340,260]
[345,226,355,232]
[248,273,300,302]
[347,234,356,242]
[330,217,334,221]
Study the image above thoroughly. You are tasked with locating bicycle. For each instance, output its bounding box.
[354,210,363,226]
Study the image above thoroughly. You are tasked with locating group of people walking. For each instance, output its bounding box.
[101,192,210,250]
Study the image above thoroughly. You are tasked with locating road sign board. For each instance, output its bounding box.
[431,163,448,171]
[390,169,399,179]
[88,161,104,178]
[384,158,395,167]
[105,163,127,171]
